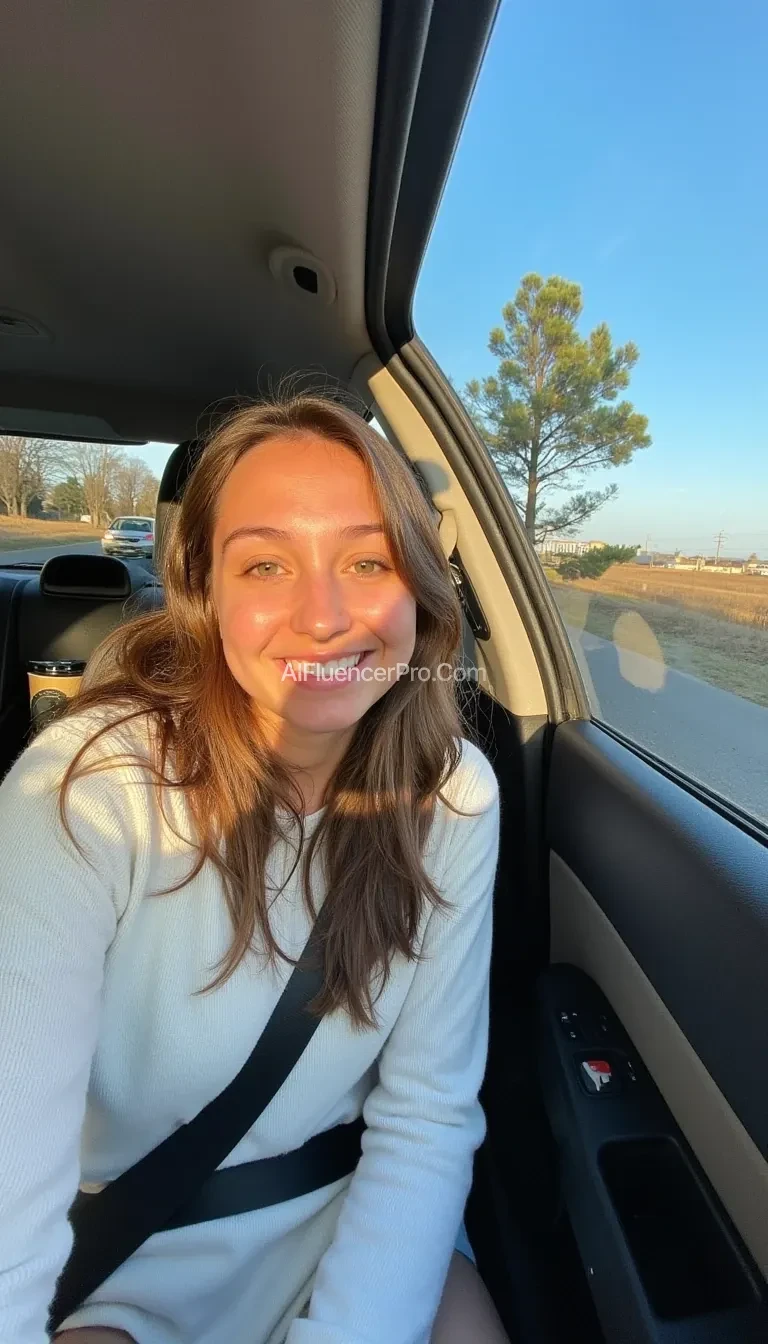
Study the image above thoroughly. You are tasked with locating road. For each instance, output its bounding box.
[569,627,768,825]
[0,541,154,573]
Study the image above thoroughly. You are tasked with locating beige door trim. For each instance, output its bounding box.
[351,353,548,718]
[550,851,768,1277]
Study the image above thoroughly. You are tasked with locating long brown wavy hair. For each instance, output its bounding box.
[60,394,465,1027]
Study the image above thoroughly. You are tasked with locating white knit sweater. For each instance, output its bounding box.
[0,712,499,1344]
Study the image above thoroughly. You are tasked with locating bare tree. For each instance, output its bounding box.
[136,470,160,517]
[112,456,159,517]
[0,438,24,516]
[0,436,61,516]
[63,441,125,526]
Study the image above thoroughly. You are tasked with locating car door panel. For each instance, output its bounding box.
[548,855,768,1280]
[547,722,768,1169]
[541,720,768,1340]
[536,962,767,1343]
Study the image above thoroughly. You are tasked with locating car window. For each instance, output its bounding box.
[414,1,768,828]
[0,436,172,568]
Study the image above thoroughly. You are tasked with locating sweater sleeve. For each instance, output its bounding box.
[287,744,500,1344]
[0,719,142,1344]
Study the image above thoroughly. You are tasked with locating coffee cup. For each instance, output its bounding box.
[27,659,86,732]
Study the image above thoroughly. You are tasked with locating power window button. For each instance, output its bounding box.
[624,1058,639,1085]
[559,1010,583,1043]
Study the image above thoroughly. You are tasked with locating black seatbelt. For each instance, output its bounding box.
[49,904,356,1333]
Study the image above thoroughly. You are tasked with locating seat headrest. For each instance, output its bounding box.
[154,438,204,567]
[40,552,132,600]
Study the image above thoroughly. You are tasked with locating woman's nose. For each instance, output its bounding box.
[289,572,352,641]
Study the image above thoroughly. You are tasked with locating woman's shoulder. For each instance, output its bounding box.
[424,738,500,893]
[437,736,499,818]
[0,705,165,892]
[6,703,157,797]
[43,701,153,754]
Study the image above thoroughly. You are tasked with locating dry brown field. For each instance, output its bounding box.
[0,516,102,550]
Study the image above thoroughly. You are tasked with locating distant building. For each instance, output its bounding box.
[668,554,705,571]
[537,537,609,556]
[634,551,675,567]
[631,549,767,574]
[536,538,590,556]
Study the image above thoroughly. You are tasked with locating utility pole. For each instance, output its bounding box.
[714,530,726,566]
[645,533,654,568]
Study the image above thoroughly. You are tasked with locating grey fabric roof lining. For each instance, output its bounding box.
[0,0,382,440]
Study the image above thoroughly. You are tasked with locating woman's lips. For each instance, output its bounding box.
[276,650,377,690]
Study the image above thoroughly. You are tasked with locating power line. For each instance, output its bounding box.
[648,531,768,542]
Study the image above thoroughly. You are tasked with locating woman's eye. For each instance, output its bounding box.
[247,560,285,578]
[351,558,386,576]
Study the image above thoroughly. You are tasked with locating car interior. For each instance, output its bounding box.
[1,3,767,1341]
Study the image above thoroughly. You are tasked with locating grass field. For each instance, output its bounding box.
[551,573,768,708]
[565,562,768,630]
[0,516,102,550]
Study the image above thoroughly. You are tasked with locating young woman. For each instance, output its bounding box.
[0,395,507,1344]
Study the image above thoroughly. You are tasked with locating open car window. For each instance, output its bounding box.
[415,0,768,831]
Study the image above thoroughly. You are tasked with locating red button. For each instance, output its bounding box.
[582,1059,613,1093]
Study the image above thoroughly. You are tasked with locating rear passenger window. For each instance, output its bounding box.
[415,2,768,828]
[0,437,171,565]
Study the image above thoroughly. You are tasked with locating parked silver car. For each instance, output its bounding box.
[101,516,155,559]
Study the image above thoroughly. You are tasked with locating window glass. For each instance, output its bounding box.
[415,1,768,826]
[0,437,172,573]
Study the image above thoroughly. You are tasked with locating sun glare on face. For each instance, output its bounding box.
[211,434,418,739]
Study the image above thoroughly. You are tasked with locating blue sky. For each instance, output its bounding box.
[414,0,768,558]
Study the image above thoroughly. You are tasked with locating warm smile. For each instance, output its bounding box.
[276,650,377,688]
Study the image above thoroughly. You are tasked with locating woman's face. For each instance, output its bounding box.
[211,433,418,739]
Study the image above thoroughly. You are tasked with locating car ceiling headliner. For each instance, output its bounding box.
[0,0,382,441]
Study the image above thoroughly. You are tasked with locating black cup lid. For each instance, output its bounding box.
[27,660,87,675]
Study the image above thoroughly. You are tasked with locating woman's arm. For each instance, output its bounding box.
[287,745,500,1344]
[0,722,138,1344]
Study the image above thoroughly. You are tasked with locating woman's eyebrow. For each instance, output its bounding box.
[221,523,385,553]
